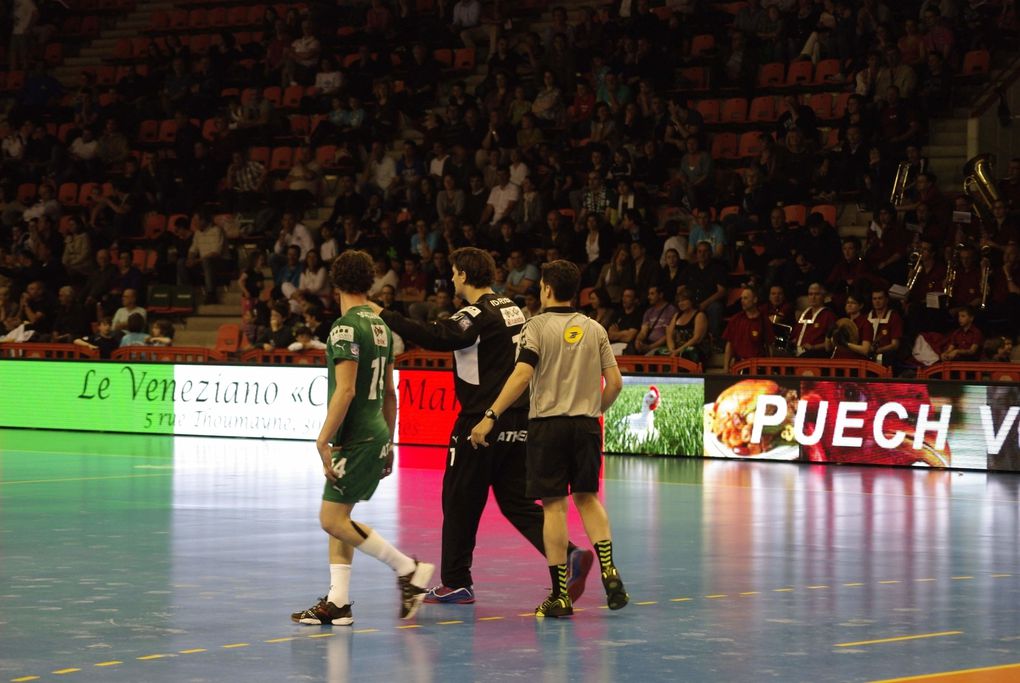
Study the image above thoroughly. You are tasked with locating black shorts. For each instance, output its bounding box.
[526,416,602,499]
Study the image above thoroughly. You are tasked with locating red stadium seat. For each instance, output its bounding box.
[188,8,208,28]
[158,119,177,143]
[738,131,765,159]
[97,66,117,86]
[289,115,309,136]
[785,60,813,87]
[710,133,738,160]
[679,66,708,90]
[962,49,991,77]
[144,213,167,239]
[282,84,304,109]
[241,88,258,105]
[813,59,841,84]
[696,99,721,124]
[43,43,63,65]
[270,147,294,172]
[433,48,453,67]
[263,86,282,106]
[208,7,228,27]
[150,9,168,29]
[454,47,476,70]
[138,120,159,143]
[784,204,808,226]
[315,144,337,168]
[78,182,101,205]
[215,324,242,356]
[228,6,249,25]
[721,97,747,123]
[807,92,833,120]
[757,62,785,88]
[112,39,132,60]
[748,96,777,122]
[17,183,37,204]
[57,182,78,205]
[832,92,851,118]
[249,146,271,166]
[690,34,715,57]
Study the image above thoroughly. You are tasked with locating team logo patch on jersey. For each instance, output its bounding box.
[457,305,482,318]
[330,325,354,344]
[455,316,473,331]
[564,325,584,344]
[350,343,360,357]
[371,324,388,347]
[501,306,526,327]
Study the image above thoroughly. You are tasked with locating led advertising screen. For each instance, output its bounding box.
[603,376,705,456]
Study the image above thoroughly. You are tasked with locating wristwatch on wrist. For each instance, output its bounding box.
[483,409,498,421]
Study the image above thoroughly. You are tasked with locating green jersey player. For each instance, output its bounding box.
[291,250,433,626]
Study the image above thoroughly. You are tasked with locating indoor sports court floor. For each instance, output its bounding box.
[2,428,1019,683]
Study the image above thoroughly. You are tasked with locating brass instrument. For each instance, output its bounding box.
[943,243,966,299]
[905,249,923,291]
[979,245,995,310]
[962,154,1002,226]
[890,162,912,206]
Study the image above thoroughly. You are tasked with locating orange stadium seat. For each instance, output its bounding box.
[721,97,747,123]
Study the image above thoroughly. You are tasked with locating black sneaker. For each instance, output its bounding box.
[602,567,629,610]
[291,597,354,626]
[535,593,573,618]
[397,560,435,620]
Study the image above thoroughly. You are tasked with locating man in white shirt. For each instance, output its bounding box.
[363,141,397,198]
[273,211,315,259]
[287,19,321,85]
[10,0,38,71]
[179,212,226,303]
[112,288,147,331]
[479,167,520,231]
[452,0,494,53]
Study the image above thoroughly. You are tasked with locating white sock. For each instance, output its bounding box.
[357,531,416,575]
[327,563,351,606]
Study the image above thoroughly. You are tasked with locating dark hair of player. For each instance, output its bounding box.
[540,259,581,303]
[330,250,374,294]
[449,247,495,288]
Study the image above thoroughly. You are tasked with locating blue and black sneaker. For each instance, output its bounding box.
[423,585,476,604]
[566,548,594,603]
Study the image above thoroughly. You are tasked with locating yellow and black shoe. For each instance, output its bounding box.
[602,567,629,610]
[535,593,573,618]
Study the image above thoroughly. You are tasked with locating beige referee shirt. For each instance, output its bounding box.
[517,307,617,419]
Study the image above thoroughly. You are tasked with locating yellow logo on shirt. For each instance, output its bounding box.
[564,326,584,344]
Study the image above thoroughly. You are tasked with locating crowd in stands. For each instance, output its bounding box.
[1,0,1019,372]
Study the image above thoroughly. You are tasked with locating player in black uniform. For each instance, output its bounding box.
[369,247,593,604]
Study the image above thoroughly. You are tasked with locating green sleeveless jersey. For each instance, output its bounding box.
[326,304,393,446]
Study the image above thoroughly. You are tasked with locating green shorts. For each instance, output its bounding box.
[322,440,390,504]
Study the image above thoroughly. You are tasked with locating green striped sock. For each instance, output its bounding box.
[594,539,614,573]
[548,564,568,599]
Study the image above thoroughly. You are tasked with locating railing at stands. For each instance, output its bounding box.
[0,343,98,360]
[731,358,891,378]
[110,346,225,363]
[239,349,326,365]
[615,355,702,374]
[394,350,454,369]
[918,362,1020,382]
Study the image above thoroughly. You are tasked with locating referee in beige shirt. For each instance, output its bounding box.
[470,260,628,618]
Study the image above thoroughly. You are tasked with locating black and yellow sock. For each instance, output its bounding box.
[548,564,568,599]
[594,539,614,573]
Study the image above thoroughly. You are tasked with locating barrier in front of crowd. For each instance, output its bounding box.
[0,343,98,360]
[239,348,326,365]
[616,355,701,374]
[111,346,225,363]
[918,362,1020,382]
[731,357,891,378]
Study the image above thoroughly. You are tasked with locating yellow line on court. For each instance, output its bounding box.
[51,669,80,675]
[264,637,294,643]
[438,620,463,625]
[516,612,533,617]
[222,642,250,648]
[868,660,1020,682]
[95,661,122,667]
[396,624,422,629]
[671,597,691,602]
[916,578,937,582]
[478,616,504,621]
[991,574,1012,578]
[354,628,379,633]
[305,634,333,640]
[136,654,167,660]
[10,677,40,682]
[835,631,962,648]
[705,594,726,599]
[880,581,901,584]
[845,583,865,587]
[179,648,206,654]
[635,601,657,605]
[773,588,794,592]
[740,592,759,596]
[951,576,973,580]
[807,585,829,589]
[0,473,173,486]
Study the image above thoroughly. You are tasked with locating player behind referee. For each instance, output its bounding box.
[368,247,593,604]
[470,259,628,618]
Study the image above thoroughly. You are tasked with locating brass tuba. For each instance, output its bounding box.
[963,154,1002,226]
[890,162,912,206]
